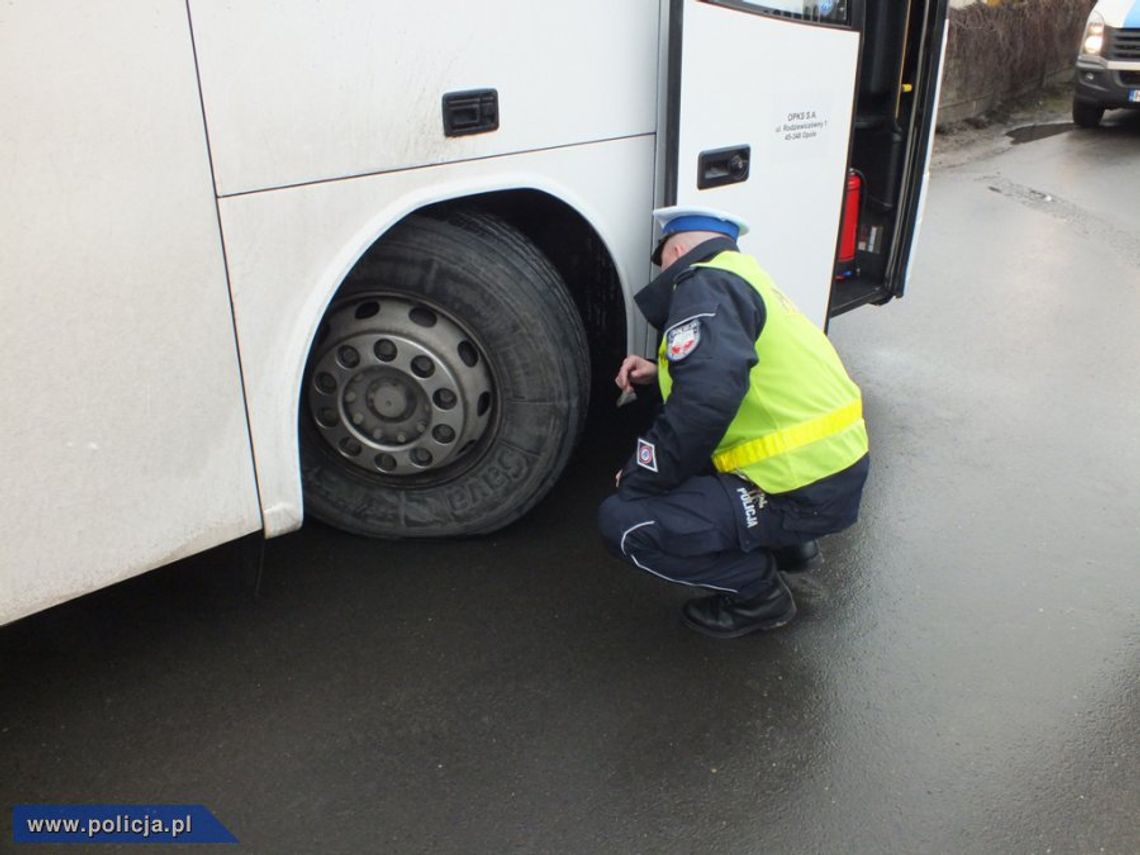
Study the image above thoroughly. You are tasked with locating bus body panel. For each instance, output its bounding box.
[672,0,860,328]
[217,137,657,535]
[187,0,661,197]
[0,2,261,625]
[1,1,949,622]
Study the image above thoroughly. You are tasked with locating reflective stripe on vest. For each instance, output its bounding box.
[711,399,863,472]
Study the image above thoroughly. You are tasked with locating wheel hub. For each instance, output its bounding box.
[307,295,494,477]
[369,376,416,421]
[343,368,429,442]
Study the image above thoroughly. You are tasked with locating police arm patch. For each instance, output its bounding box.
[636,438,658,472]
[665,319,702,362]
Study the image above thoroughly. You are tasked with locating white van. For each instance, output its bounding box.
[1073,0,1140,126]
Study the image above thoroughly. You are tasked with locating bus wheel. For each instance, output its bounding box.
[1072,100,1104,129]
[299,212,589,538]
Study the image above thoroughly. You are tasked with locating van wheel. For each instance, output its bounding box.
[299,213,589,538]
[1072,100,1104,129]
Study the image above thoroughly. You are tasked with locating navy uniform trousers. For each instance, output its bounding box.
[598,456,868,599]
[598,473,793,600]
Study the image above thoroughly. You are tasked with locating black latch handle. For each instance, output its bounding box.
[697,145,751,189]
[442,89,499,137]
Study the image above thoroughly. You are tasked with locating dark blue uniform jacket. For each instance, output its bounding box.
[619,238,868,532]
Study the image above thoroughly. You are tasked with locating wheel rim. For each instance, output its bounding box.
[307,294,494,478]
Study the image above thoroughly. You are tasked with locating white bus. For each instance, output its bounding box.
[1,0,949,624]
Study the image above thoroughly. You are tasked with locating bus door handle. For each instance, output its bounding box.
[697,145,750,190]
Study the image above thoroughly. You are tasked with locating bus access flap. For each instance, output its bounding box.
[664,0,860,328]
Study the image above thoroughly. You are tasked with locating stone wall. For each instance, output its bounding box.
[938,0,1096,124]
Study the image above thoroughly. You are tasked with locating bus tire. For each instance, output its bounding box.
[1072,100,1104,129]
[299,212,589,538]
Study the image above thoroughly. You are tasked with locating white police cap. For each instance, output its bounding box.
[651,205,750,264]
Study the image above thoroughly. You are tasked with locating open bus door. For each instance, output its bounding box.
[662,0,950,327]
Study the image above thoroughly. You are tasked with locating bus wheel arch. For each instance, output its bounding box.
[298,191,627,538]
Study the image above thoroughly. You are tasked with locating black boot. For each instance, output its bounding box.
[774,540,822,574]
[681,574,797,639]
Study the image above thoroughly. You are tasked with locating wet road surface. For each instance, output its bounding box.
[3,112,1139,853]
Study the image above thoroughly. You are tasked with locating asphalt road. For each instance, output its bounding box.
[3,109,1139,854]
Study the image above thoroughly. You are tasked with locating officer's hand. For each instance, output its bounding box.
[615,355,658,392]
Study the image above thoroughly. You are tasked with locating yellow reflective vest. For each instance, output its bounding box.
[657,251,868,493]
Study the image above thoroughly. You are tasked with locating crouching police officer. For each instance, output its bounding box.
[598,206,870,639]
